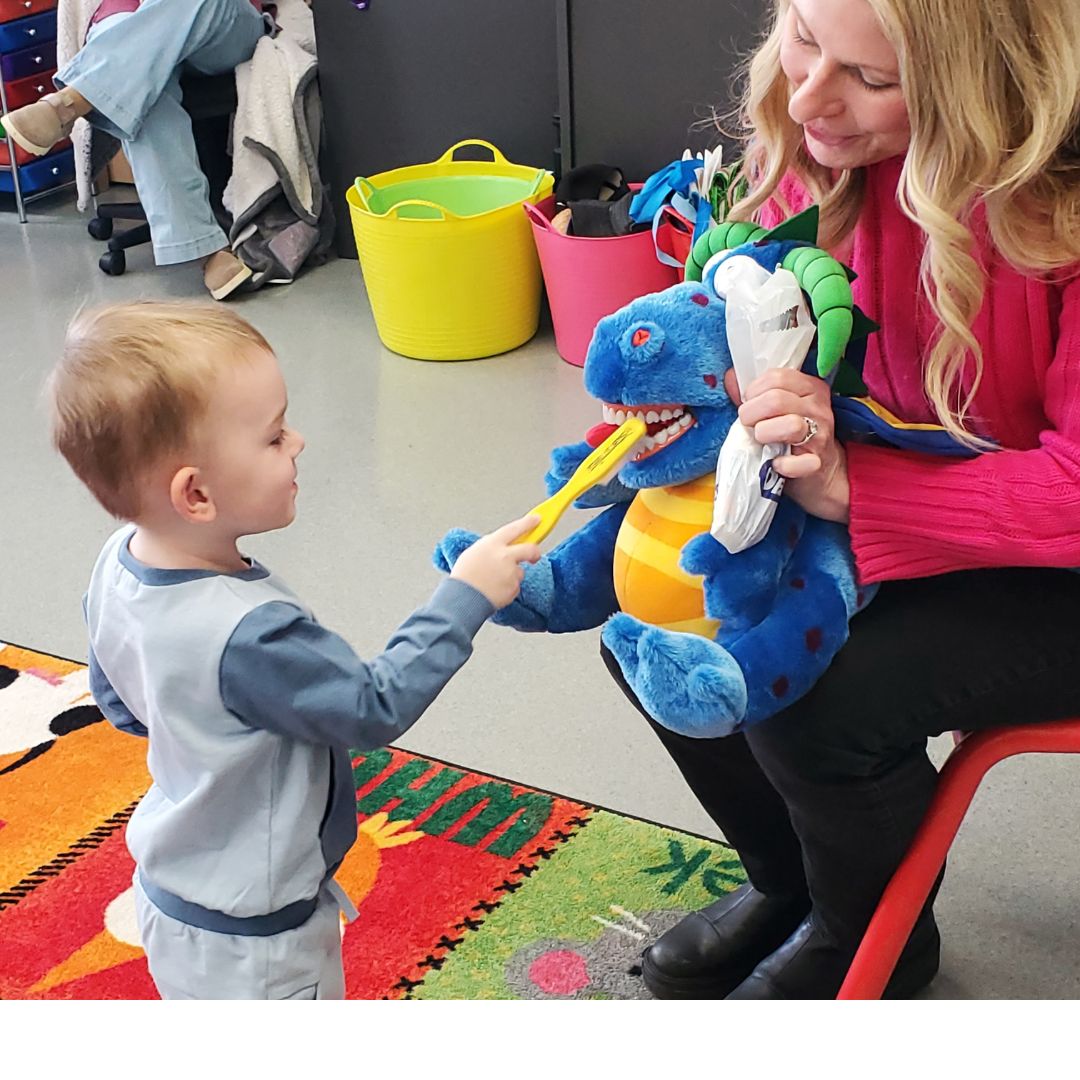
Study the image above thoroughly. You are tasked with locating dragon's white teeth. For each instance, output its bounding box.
[654,429,669,445]
[607,403,690,437]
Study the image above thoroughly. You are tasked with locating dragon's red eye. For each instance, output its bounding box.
[632,328,651,347]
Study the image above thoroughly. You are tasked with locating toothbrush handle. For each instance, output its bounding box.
[515,487,574,545]
[511,418,647,545]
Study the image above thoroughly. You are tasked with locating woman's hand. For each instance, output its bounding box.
[724,367,851,523]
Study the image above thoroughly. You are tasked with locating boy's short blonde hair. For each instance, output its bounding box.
[48,300,272,520]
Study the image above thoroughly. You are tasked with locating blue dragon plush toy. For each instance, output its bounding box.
[435,207,973,739]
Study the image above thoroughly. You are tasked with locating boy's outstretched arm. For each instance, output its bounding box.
[221,516,540,750]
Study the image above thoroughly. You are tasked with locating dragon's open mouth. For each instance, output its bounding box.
[586,402,697,461]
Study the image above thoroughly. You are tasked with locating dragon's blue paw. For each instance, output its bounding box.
[434,528,554,631]
[490,558,556,632]
[433,528,481,573]
[545,442,591,494]
[602,613,748,738]
[679,532,728,576]
[545,441,633,507]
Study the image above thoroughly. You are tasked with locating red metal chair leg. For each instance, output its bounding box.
[838,720,1080,1000]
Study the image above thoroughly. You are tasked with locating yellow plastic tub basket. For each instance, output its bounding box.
[347,140,555,360]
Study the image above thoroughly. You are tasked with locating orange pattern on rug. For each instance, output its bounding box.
[0,642,595,998]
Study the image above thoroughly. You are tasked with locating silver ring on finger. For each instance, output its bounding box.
[792,416,818,446]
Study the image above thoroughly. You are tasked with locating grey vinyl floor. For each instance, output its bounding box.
[2,191,1077,999]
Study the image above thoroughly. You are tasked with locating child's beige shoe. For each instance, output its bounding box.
[1,90,84,156]
[204,250,253,301]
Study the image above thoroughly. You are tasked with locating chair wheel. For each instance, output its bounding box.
[87,217,113,241]
[99,249,126,276]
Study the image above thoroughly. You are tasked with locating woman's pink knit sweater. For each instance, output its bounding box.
[760,156,1080,583]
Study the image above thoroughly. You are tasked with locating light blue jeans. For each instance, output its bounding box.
[55,0,268,265]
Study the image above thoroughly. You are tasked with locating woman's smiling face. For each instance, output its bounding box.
[780,0,911,170]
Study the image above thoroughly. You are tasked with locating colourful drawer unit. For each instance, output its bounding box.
[0,133,67,165]
[2,2,70,217]
[0,0,58,22]
[0,66,55,110]
[0,145,73,194]
[0,38,56,80]
[0,9,56,53]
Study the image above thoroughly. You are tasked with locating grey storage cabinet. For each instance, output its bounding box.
[313,0,764,258]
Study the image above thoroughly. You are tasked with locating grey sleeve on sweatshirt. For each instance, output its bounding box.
[87,644,149,738]
[219,577,495,749]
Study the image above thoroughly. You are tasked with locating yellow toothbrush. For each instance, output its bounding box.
[515,416,648,545]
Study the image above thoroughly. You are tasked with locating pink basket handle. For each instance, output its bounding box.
[522,200,555,232]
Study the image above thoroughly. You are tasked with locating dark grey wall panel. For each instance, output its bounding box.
[313,0,559,257]
[564,0,767,181]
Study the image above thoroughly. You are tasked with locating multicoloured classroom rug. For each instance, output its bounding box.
[0,641,745,999]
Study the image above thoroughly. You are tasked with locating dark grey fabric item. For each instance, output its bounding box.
[231,187,334,289]
[228,57,335,290]
[567,190,640,238]
[553,162,626,206]
[553,162,641,238]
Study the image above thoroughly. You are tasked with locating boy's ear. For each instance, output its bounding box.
[169,466,216,524]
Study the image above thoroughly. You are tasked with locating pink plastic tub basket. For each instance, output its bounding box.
[524,189,681,368]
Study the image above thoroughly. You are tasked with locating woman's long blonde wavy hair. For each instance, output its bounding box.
[728,0,1080,443]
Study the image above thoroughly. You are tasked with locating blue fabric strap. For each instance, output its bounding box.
[139,871,320,937]
[832,396,988,458]
[670,190,713,245]
[629,158,703,225]
[651,206,685,269]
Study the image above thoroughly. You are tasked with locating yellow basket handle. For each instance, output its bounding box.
[436,139,508,166]
[381,198,460,221]
[353,176,379,208]
[526,168,549,197]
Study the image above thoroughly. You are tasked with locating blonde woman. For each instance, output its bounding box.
[605,0,1080,998]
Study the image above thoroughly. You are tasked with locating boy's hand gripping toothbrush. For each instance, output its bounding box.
[514,417,647,545]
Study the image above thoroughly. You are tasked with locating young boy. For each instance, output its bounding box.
[47,300,541,999]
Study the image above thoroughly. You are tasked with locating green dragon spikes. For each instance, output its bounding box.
[685,221,767,282]
[684,205,859,378]
[779,246,853,378]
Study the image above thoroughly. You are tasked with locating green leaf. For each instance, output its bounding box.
[758,205,820,245]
